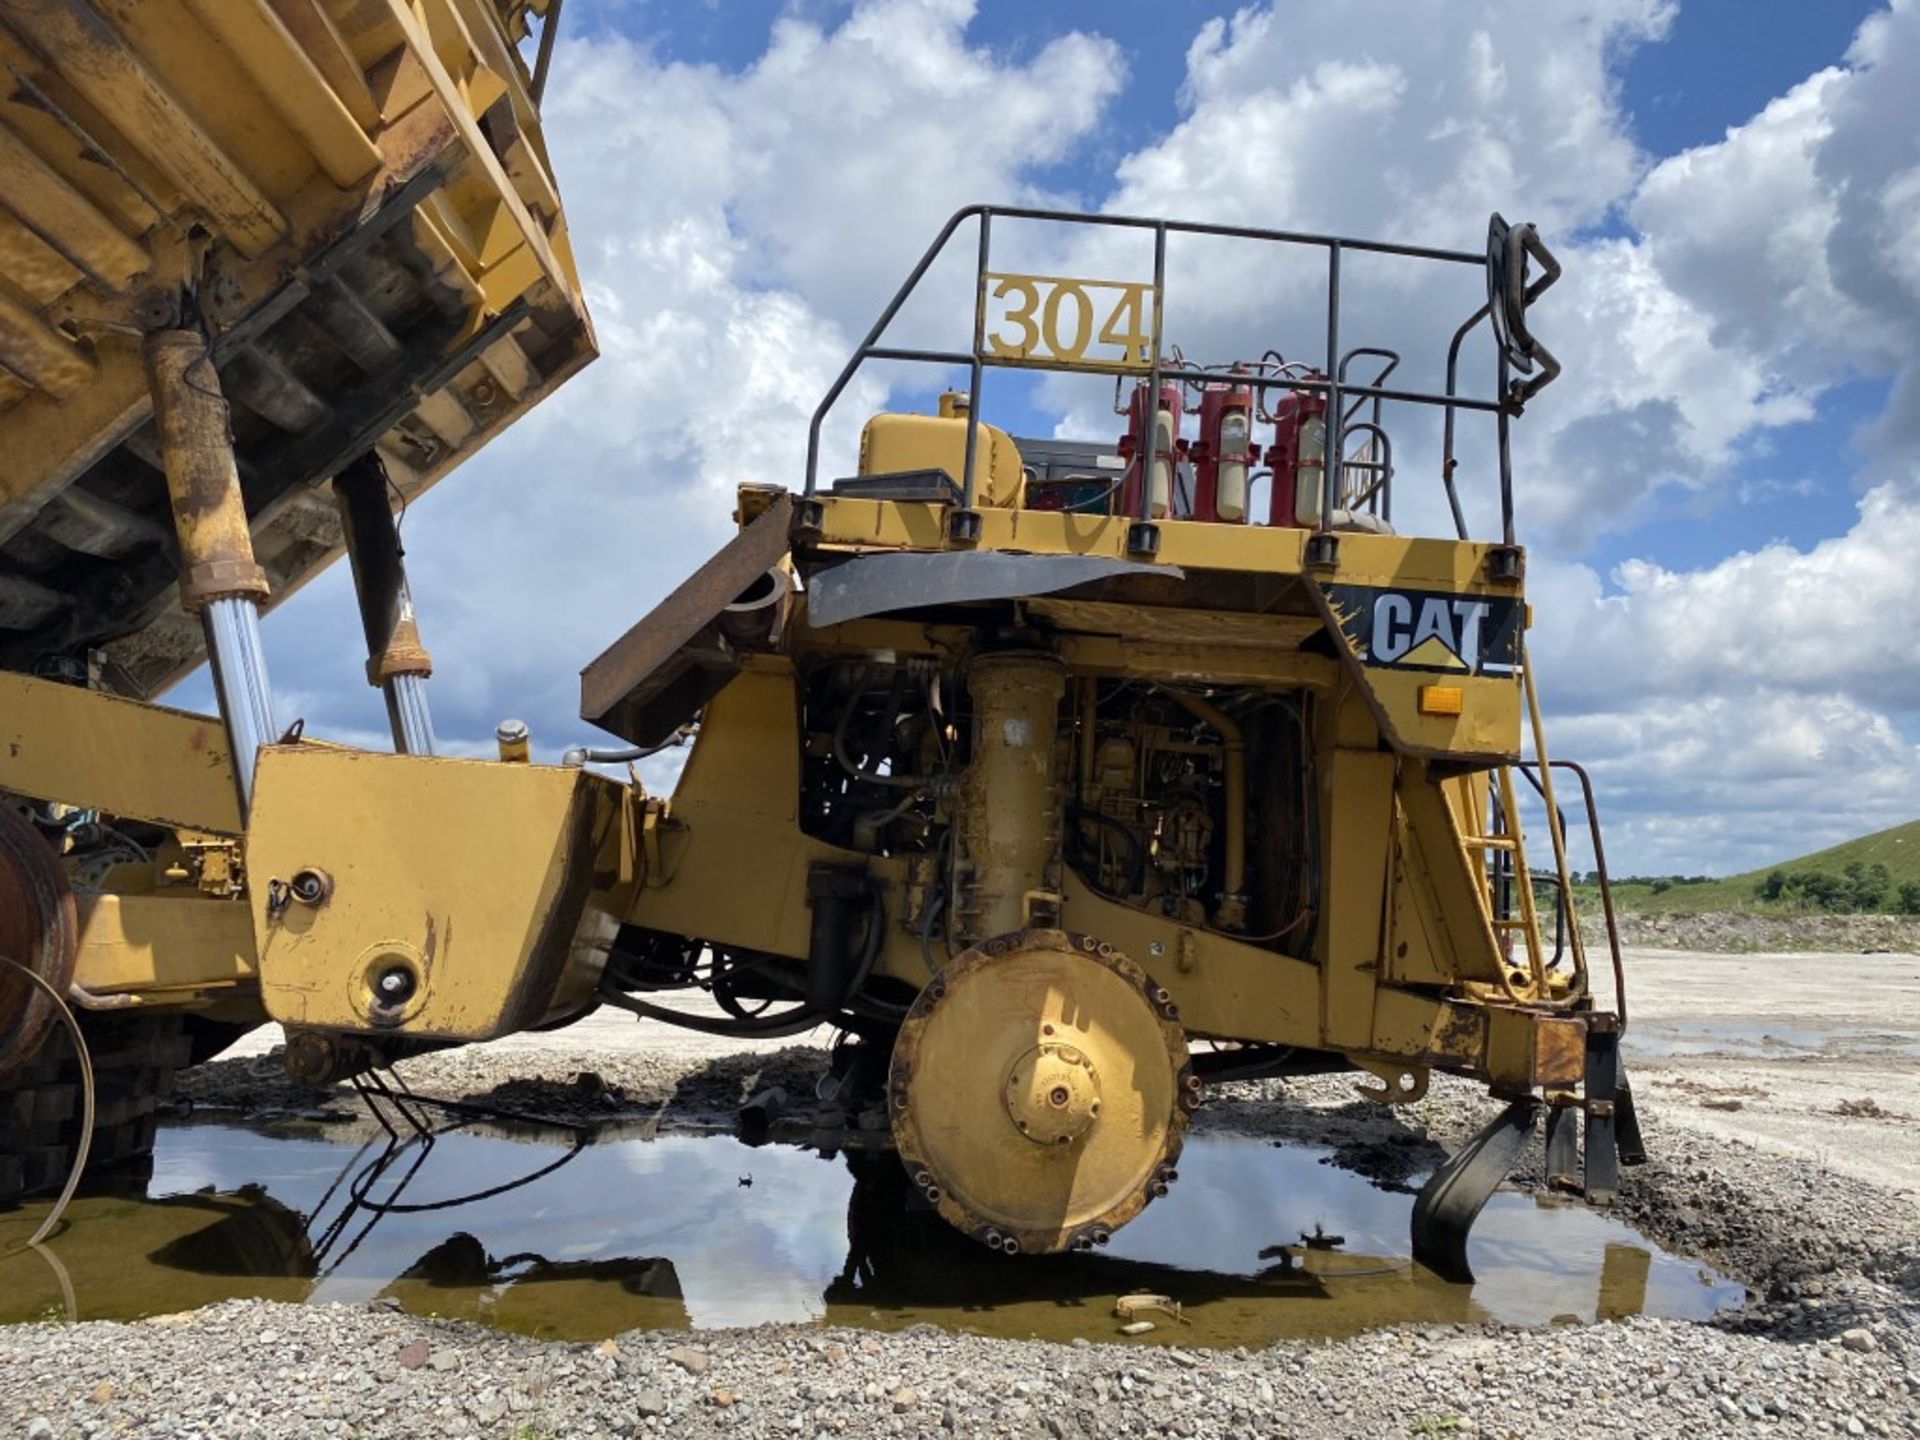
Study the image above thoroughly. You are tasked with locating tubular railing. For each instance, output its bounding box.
[802,204,1559,550]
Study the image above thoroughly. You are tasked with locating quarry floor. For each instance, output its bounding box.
[2,944,1917,1438]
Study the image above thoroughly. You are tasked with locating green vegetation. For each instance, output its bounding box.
[1571,818,1920,916]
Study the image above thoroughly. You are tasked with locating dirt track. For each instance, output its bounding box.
[1614,948,1920,1196]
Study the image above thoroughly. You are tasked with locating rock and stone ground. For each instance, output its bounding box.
[4,946,1919,1439]
[1596,910,1920,956]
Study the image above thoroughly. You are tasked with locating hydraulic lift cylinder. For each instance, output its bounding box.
[333,454,437,755]
[141,328,277,812]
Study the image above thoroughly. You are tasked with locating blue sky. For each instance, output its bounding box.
[195,0,1920,876]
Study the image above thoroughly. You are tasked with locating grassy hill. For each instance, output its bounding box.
[1590,819,1920,916]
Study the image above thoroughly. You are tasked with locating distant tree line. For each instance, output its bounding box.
[1753,861,1920,915]
[1576,873,1717,894]
[1569,864,1920,914]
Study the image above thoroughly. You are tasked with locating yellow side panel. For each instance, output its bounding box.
[73,892,257,998]
[246,748,620,1041]
[1317,746,1397,1050]
[631,662,825,962]
[0,670,242,835]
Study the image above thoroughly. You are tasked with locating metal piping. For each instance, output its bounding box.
[955,654,1065,942]
[200,598,277,806]
[530,0,564,106]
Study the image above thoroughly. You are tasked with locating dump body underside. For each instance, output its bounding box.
[0,0,591,694]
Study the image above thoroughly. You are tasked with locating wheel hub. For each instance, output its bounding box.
[891,928,1192,1254]
[1004,1041,1101,1146]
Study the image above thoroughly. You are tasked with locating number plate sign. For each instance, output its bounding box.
[981,273,1157,373]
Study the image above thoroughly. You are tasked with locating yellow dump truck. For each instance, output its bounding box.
[0,0,1640,1282]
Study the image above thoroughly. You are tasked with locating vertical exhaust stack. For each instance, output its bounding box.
[141,328,277,811]
[953,653,1067,944]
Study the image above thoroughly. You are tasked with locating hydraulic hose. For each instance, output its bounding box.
[562,728,692,768]
[0,955,94,1255]
[832,665,941,790]
[1163,689,1247,902]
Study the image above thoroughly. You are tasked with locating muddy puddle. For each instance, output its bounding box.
[1626,1017,1920,1060]
[0,1118,1742,1347]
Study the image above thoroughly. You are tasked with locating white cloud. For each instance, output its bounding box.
[1631,0,1920,473]
[1031,0,1815,551]
[1532,479,1920,716]
[1525,472,1920,872]
[1545,690,1920,876]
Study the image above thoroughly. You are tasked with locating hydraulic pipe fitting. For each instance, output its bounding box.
[1164,689,1249,929]
[495,719,532,763]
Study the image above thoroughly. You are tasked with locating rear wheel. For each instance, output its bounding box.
[0,1012,194,1207]
[2,802,195,1208]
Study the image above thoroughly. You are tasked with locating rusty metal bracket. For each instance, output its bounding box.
[580,492,794,745]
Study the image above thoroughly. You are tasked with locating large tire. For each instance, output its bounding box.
[0,1012,193,1208]
[0,802,78,1085]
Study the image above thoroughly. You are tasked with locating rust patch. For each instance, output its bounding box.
[1533,1016,1586,1087]
[1422,1002,1486,1064]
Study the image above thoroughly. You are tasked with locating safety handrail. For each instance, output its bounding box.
[802,204,1558,550]
[1338,421,1393,520]
[1518,758,1627,1033]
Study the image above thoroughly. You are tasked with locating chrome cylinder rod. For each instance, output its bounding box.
[334,454,437,755]
[387,671,438,756]
[201,596,278,807]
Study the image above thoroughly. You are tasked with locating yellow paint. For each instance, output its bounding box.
[857,412,1025,507]
[245,748,622,1041]
[0,671,241,835]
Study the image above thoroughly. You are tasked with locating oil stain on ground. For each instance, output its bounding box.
[0,1118,1743,1347]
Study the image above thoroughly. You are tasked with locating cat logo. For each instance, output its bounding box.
[1321,583,1522,677]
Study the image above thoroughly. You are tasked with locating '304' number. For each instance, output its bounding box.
[982,274,1154,371]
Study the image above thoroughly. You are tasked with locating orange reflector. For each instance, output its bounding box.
[1418,685,1464,717]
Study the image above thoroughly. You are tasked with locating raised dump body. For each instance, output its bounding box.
[0,0,591,694]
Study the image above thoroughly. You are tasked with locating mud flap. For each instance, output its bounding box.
[1411,1096,1538,1284]
[1543,1096,1580,1192]
[1583,1017,1647,1199]
[1584,1018,1622,1202]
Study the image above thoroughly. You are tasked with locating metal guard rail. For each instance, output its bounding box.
[802,204,1561,549]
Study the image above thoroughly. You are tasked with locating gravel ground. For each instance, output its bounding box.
[1,1286,1914,1440]
[8,960,1920,1438]
[1595,910,1920,955]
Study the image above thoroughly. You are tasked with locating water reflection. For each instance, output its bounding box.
[0,1116,1742,1346]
